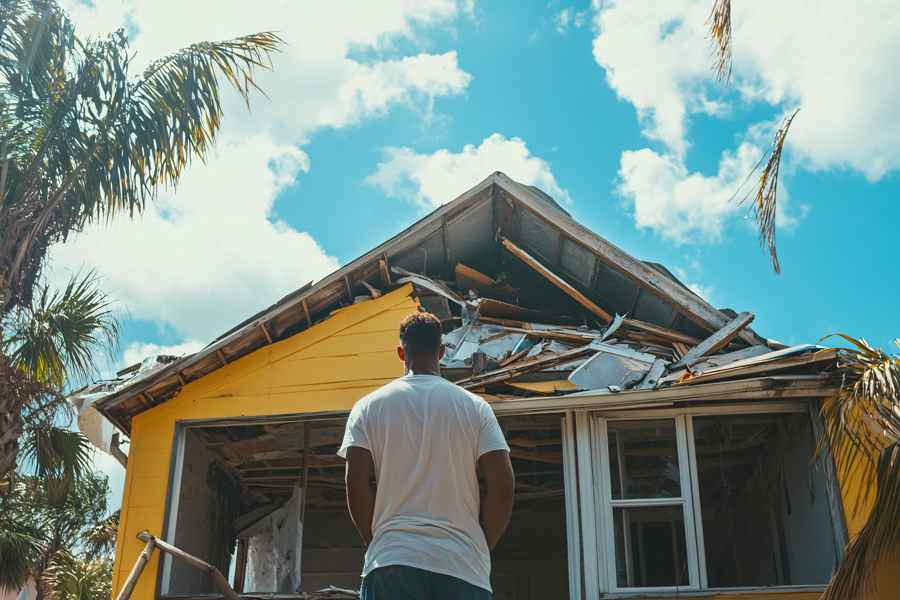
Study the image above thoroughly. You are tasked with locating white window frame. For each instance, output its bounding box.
[592,414,700,595]
[582,400,839,596]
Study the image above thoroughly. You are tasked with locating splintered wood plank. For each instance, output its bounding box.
[501,237,613,323]
[672,312,755,369]
[455,263,519,303]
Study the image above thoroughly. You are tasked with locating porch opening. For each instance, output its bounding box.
[161,414,571,600]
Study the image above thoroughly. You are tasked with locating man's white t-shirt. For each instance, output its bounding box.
[338,373,509,592]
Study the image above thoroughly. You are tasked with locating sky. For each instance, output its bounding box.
[50,0,900,507]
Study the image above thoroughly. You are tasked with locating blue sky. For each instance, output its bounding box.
[53,1,899,501]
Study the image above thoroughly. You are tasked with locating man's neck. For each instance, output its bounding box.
[407,366,440,376]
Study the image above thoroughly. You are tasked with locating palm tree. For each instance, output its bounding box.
[0,0,282,485]
[1,272,115,494]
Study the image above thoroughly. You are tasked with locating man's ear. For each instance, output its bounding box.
[397,345,405,363]
[438,344,446,360]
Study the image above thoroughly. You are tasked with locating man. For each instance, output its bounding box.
[338,311,515,600]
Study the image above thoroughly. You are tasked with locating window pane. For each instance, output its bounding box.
[607,419,681,499]
[613,506,689,588]
[693,413,838,587]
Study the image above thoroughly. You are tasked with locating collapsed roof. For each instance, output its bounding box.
[90,172,840,434]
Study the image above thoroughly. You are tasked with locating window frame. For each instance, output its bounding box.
[577,400,844,596]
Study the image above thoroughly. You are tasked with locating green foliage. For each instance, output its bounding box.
[4,272,118,389]
[43,551,112,600]
[0,271,115,492]
[0,471,111,593]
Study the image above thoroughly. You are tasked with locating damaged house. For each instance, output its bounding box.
[78,172,895,600]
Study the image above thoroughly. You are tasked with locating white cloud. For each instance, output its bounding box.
[49,1,475,345]
[366,133,569,208]
[617,141,798,244]
[50,137,339,342]
[555,8,587,34]
[121,340,205,367]
[592,0,900,178]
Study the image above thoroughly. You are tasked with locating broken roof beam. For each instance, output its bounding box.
[500,237,612,323]
[494,173,766,346]
[671,312,755,369]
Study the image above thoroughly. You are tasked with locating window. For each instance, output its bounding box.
[583,406,842,594]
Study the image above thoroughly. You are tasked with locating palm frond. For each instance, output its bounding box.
[708,0,732,81]
[5,271,118,388]
[739,109,799,274]
[819,334,900,599]
[20,426,93,505]
[0,511,44,591]
[83,511,118,560]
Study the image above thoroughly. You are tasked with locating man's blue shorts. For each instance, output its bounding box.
[360,565,492,600]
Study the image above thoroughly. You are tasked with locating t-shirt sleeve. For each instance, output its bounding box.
[338,400,370,459]
[477,398,510,458]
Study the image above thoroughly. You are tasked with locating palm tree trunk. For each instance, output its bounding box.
[0,360,24,492]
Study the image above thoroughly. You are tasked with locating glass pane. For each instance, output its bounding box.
[693,413,837,587]
[613,506,689,588]
[607,419,681,499]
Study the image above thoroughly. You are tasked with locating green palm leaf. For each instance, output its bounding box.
[5,271,118,389]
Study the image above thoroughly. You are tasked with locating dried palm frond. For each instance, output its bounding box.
[819,335,900,600]
[739,109,799,274]
[708,0,732,81]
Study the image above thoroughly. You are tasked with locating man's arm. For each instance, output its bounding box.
[344,446,376,546]
[478,449,515,550]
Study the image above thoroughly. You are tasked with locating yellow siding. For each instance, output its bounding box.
[110,286,420,600]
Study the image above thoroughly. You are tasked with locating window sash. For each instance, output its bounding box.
[592,415,701,593]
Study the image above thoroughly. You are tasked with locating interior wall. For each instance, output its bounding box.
[168,430,231,594]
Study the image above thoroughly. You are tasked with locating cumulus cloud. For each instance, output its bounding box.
[49,1,474,345]
[617,141,798,244]
[366,133,568,208]
[592,0,900,178]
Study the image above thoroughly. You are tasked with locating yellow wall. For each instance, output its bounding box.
[110,285,420,600]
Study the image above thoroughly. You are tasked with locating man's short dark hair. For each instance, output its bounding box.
[399,312,443,353]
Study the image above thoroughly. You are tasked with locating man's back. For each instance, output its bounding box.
[339,373,509,591]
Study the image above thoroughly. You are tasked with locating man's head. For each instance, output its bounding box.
[397,311,444,372]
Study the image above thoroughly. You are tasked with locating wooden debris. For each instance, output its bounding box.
[672,312,755,369]
[500,237,613,323]
[457,344,596,389]
[361,280,382,298]
[136,531,239,600]
[455,263,518,303]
